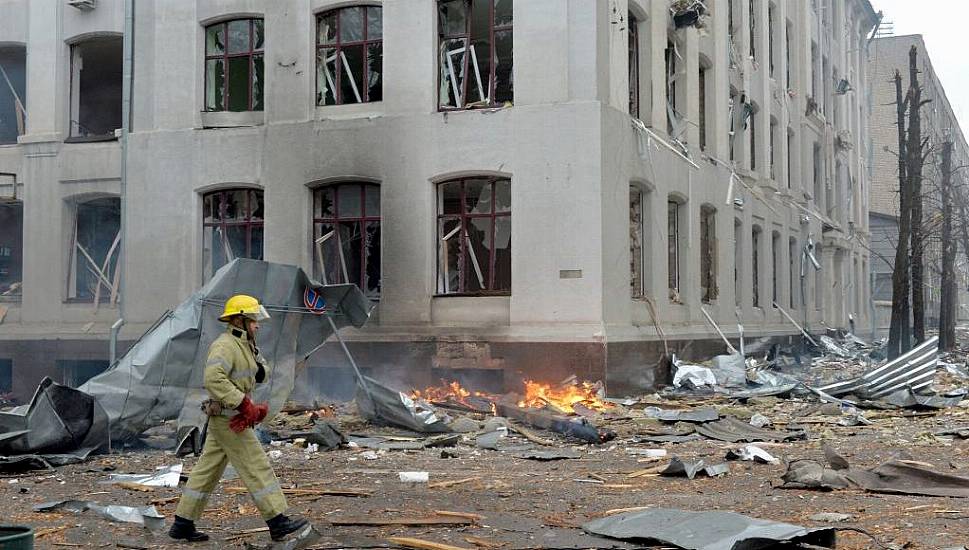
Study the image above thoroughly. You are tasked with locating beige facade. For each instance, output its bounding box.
[0,0,877,401]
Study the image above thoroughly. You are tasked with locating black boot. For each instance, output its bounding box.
[168,515,210,542]
[266,513,309,541]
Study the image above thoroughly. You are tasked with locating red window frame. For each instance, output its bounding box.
[202,189,264,278]
[204,18,264,112]
[438,0,514,110]
[316,6,383,105]
[312,183,381,297]
[436,177,511,295]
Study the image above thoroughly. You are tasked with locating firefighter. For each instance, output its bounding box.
[169,294,308,542]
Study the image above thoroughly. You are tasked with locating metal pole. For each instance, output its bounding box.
[110,0,133,362]
[699,307,739,355]
[773,301,819,347]
[325,315,373,402]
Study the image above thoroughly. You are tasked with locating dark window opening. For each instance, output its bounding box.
[205,18,265,112]
[667,200,681,300]
[768,4,775,76]
[699,67,707,150]
[317,6,383,106]
[665,39,677,135]
[0,47,26,144]
[630,187,644,298]
[771,230,780,307]
[68,197,120,303]
[628,12,640,119]
[58,360,108,388]
[789,237,798,309]
[813,142,823,203]
[769,119,777,180]
[202,189,264,279]
[734,219,743,306]
[700,205,718,303]
[749,109,756,170]
[787,130,794,188]
[70,37,122,139]
[313,183,381,299]
[0,359,10,394]
[815,242,824,309]
[436,177,511,295]
[438,0,513,110]
[785,22,793,88]
[748,0,756,60]
[752,226,761,307]
[0,201,22,298]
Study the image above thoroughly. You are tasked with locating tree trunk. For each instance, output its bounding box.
[907,45,926,344]
[938,141,956,350]
[887,70,911,359]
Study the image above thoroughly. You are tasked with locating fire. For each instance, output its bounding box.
[517,380,612,413]
[412,380,473,403]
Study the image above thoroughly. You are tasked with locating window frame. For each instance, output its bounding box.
[315,6,383,106]
[752,225,762,308]
[66,196,121,303]
[700,205,718,303]
[312,183,382,298]
[437,0,514,111]
[667,199,682,300]
[204,18,265,112]
[201,188,265,279]
[435,176,512,296]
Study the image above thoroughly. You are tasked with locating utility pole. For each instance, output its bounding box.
[938,140,956,350]
[887,69,911,359]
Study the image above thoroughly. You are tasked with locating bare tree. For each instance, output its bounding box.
[887,69,911,359]
[907,45,928,344]
[938,140,956,350]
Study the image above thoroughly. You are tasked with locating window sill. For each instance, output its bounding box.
[200,111,265,128]
[64,135,118,144]
[433,292,511,298]
[431,294,510,326]
[315,102,384,120]
[439,103,513,114]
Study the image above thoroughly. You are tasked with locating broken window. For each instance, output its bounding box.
[699,66,707,150]
[0,46,26,144]
[749,108,756,170]
[317,6,383,106]
[202,189,264,279]
[785,21,793,89]
[771,230,780,307]
[752,225,761,307]
[313,183,381,299]
[58,360,108,388]
[438,0,513,110]
[769,118,777,180]
[700,205,718,303]
[789,237,798,309]
[729,89,738,161]
[665,39,678,136]
[67,197,121,302]
[630,186,645,298]
[436,177,511,295]
[0,200,22,298]
[768,3,775,76]
[813,142,823,204]
[787,129,794,189]
[728,0,736,39]
[748,0,756,60]
[734,219,743,306]
[628,12,640,119]
[667,200,681,301]
[205,18,265,112]
[815,241,823,309]
[69,37,122,139]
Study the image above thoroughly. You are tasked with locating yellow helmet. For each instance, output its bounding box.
[219,294,270,322]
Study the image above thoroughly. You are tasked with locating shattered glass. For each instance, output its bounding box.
[367,7,383,39]
[438,218,461,294]
[317,48,337,105]
[340,7,365,42]
[495,179,511,212]
[439,0,469,36]
[314,186,335,219]
[205,24,225,55]
[253,19,264,50]
[252,54,264,111]
[494,30,514,103]
[318,12,338,45]
[439,181,462,215]
[465,217,492,292]
[340,46,365,103]
[72,198,120,301]
[439,38,469,109]
[364,222,381,298]
[367,43,382,102]
[465,179,492,214]
[205,59,225,111]
[494,0,513,26]
[467,0,492,105]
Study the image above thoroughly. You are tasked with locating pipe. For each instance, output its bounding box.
[111,0,134,361]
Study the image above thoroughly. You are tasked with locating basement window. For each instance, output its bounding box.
[69,37,122,140]
[438,0,514,110]
[0,201,22,298]
[67,197,121,303]
[317,6,383,106]
[700,205,718,303]
[202,189,264,279]
[0,46,26,144]
[628,12,640,119]
[205,18,265,112]
[313,183,381,299]
[436,177,511,295]
[752,225,761,307]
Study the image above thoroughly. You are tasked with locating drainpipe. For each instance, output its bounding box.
[110,0,133,365]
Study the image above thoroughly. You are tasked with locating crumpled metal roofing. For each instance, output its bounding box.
[817,336,939,398]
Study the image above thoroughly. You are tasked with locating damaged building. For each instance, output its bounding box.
[0,0,876,402]
[866,34,969,335]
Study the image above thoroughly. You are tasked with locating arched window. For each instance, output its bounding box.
[205,18,265,112]
[69,37,122,139]
[313,183,381,298]
[437,177,511,295]
[316,6,383,105]
[700,205,717,303]
[68,197,121,302]
[438,0,514,110]
[202,189,264,278]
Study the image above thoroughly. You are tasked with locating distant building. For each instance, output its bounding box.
[0,0,877,401]
[867,34,969,336]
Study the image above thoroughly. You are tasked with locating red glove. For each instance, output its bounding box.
[229,396,269,433]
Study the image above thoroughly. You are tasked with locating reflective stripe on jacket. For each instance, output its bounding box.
[203,327,269,410]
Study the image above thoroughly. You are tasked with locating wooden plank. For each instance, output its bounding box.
[387,537,472,550]
[427,477,479,489]
[331,516,473,527]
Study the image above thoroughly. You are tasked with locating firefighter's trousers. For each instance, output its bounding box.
[174,416,287,521]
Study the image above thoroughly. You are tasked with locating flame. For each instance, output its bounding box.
[411,380,495,409]
[516,380,612,413]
